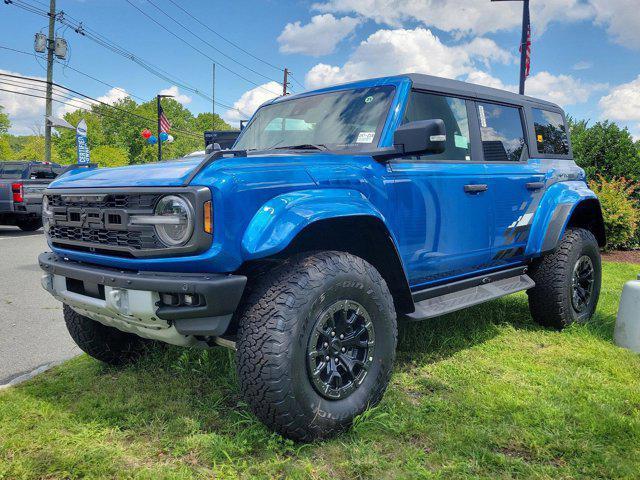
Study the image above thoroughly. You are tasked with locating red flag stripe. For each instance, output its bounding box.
[159,111,171,133]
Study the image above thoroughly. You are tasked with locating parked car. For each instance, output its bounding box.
[38,74,605,441]
[0,161,67,231]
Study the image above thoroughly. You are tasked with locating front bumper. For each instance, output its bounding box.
[39,252,246,346]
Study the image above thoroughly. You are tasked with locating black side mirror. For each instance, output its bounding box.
[393,119,446,156]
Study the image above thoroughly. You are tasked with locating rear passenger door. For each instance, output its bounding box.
[476,102,545,266]
[388,91,494,288]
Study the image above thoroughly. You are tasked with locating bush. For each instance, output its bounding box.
[589,176,639,250]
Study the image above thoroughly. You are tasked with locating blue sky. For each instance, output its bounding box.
[1,0,639,138]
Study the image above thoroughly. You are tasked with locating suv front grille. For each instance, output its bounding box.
[46,192,164,256]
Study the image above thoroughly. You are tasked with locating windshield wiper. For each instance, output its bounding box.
[271,144,328,151]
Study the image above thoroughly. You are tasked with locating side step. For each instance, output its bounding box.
[403,273,535,321]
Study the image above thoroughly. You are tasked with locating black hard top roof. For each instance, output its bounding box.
[405,73,562,112]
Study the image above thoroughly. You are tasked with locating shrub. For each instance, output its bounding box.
[589,176,639,250]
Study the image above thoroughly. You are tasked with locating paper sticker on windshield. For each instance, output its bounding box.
[356,131,375,143]
[454,134,468,149]
[364,96,373,103]
[478,105,487,128]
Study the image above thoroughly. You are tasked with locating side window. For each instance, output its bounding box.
[402,91,471,161]
[477,102,526,162]
[532,108,569,155]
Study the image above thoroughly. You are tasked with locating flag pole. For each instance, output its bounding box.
[156,94,162,162]
[519,0,530,95]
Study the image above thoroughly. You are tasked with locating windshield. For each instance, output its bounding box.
[235,86,395,151]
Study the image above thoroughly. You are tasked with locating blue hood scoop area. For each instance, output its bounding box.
[49,158,204,188]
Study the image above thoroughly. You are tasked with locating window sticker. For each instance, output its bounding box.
[356,131,375,143]
[478,105,487,128]
[537,134,544,143]
[454,134,468,149]
[364,96,373,103]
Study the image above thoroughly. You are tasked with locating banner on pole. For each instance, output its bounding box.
[76,119,90,164]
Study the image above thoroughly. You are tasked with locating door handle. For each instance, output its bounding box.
[464,184,488,194]
[526,182,545,191]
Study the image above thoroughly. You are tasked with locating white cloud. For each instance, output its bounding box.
[278,14,361,56]
[0,70,131,135]
[305,27,511,89]
[158,85,192,105]
[224,81,281,124]
[466,70,606,107]
[599,76,640,125]
[572,61,593,71]
[589,0,640,50]
[313,0,593,37]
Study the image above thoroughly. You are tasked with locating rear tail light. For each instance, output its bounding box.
[11,183,23,203]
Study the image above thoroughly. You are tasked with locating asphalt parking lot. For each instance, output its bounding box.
[0,226,80,386]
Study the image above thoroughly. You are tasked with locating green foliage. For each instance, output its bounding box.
[0,136,13,160]
[51,97,232,166]
[90,145,130,168]
[569,118,640,181]
[1,262,640,478]
[0,105,10,134]
[589,176,639,250]
[12,135,61,163]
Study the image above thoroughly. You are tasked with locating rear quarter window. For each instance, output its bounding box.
[532,108,569,155]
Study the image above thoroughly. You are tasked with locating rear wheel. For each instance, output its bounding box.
[17,218,42,231]
[63,304,154,366]
[527,228,601,328]
[235,251,397,442]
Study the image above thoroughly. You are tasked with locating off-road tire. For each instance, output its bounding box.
[236,251,397,442]
[17,218,42,231]
[63,304,153,366]
[527,228,601,329]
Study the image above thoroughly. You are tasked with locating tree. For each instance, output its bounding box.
[569,119,640,181]
[0,136,13,160]
[90,145,130,168]
[0,105,11,134]
[14,136,61,163]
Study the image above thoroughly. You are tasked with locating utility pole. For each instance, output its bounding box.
[157,95,162,162]
[283,68,290,96]
[44,0,56,163]
[212,63,216,129]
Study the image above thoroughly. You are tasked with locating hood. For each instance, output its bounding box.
[49,157,205,188]
[47,152,350,189]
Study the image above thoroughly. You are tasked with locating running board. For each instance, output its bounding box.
[403,273,535,321]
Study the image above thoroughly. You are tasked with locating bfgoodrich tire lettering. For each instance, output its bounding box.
[63,304,154,366]
[235,251,397,442]
[527,228,602,328]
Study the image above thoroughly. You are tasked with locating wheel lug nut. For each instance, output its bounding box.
[325,355,330,361]
[323,342,328,348]
[331,331,335,337]
[341,347,346,353]
[339,334,344,339]
[335,357,339,362]
[368,356,373,361]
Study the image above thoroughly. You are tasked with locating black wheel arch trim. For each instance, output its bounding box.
[541,199,606,253]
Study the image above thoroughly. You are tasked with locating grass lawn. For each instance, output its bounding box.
[1,261,640,479]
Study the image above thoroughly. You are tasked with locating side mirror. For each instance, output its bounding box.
[393,119,446,156]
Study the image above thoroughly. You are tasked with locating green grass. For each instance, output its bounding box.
[2,262,640,479]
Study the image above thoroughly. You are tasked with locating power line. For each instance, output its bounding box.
[164,0,284,73]
[0,72,203,138]
[143,0,283,87]
[2,2,250,115]
[124,0,282,96]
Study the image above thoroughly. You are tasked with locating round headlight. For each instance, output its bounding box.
[153,195,194,246]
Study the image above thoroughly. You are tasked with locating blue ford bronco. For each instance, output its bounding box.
[39,74,605,441]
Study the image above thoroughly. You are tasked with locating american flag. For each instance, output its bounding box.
[159,105,171,133]
[520,23,531,78]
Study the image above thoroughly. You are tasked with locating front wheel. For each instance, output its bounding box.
[235,251,397,442]
[528,228,601,328]
[17,218,42,231]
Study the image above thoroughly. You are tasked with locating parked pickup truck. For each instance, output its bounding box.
[39,74,605,441]
[0,161,68,231]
